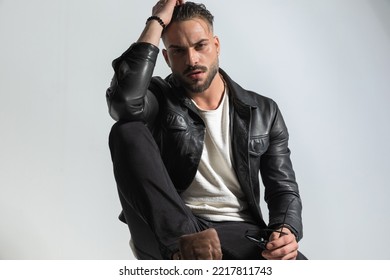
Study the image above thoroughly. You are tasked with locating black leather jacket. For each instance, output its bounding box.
[106,42,303,240]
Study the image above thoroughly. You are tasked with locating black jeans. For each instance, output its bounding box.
[109,121,307,260]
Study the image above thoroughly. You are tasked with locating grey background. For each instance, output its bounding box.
[1,0,389,260]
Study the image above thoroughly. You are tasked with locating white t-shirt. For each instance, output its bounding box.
[180,89,252,222]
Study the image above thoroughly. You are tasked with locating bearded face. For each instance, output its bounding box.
[162,18,220,95]
[172,57,219,93]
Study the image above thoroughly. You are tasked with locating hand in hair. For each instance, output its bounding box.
[152,0,184,27]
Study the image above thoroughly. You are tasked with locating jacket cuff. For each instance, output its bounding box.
[270,223,300,241]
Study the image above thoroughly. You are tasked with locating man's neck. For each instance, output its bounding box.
[188,74,225,110]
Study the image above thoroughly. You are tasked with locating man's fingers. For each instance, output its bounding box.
[266,230,295,250]
[262,241,298,260]
[152,0,180,24]
[212,246,223,260]
[262,229,299,260]
[263,248,298,260]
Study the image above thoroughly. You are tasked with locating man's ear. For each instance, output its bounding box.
[214,36,220,56]
[162,49,171,68]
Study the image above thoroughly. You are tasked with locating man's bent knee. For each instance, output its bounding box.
[109,121,155,151]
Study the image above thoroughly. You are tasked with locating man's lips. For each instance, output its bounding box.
[187,70,204,79]
[184,66,207,79]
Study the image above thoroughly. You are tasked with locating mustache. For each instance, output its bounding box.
[183,65,208,75]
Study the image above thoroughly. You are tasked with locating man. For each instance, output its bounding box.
[107,0,305,260]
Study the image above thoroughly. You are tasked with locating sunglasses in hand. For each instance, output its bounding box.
[245,228,288,250]
[245,196,297,250]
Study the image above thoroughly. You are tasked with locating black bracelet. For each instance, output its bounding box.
[146,16,166,29]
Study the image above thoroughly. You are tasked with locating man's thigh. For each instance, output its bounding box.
[204,221,265,260]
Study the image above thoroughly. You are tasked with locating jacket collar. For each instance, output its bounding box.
[219,68,258,110]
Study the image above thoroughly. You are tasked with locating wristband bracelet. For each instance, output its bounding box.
[146,16,166,30]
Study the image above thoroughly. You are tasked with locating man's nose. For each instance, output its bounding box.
[186,48,199,66]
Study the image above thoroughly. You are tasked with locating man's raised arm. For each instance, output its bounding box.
[106,0,183,121]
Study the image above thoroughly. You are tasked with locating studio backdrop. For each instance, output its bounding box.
[0,0,389,259]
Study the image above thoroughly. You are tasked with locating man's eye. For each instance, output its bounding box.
[172,49,185,55]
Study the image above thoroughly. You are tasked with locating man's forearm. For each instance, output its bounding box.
[261,104,303,240]
[138,19,164,47]
[106,43,159,121]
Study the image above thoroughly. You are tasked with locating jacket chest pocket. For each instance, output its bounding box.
[163,112,190,152]
[165,112,188,131]
[249,135,269,156]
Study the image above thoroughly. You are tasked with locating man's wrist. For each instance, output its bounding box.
[277,224,298,240]
[146,16,166,30]
[137,18,164,46]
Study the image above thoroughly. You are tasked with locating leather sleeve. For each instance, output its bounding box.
[260,104,303,241]
[106,42,160,122]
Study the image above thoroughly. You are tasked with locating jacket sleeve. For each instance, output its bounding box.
[260,103,303,241]
[106,42,160,122]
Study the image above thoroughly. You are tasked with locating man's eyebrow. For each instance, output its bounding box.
[168,39,209,49]
[168,44,184,49]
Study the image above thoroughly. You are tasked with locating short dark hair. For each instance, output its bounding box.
[167,2,214,31]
